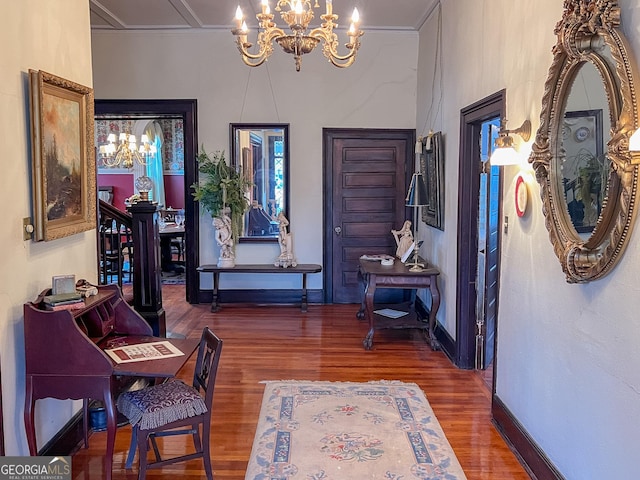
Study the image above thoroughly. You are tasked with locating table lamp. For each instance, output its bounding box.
[405,169,429,271]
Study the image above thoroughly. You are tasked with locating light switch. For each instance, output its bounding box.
[23,218,34,241]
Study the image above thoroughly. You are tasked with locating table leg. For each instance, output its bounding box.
[356,268,367,320]
[301,273,308,312]
[362,275,377,350]
[24,378,37,455]
[428,279,441,350]
[210,272,220,312]
[103,388,117,480]
[82,399,89,448]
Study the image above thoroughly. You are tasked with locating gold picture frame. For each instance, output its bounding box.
[29,69,96,241]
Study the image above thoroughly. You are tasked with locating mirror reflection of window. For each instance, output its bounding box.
[231,124,289,242]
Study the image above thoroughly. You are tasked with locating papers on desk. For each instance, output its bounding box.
[374,308,409,319]
[360,254,395,261]
[105,341,184,364]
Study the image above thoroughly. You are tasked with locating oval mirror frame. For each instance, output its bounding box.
[530,0,640,283]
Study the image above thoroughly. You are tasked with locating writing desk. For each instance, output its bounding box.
[23,284,198,480]
[357,257,441,350]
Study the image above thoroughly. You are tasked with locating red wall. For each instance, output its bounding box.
[98,173,134,211]
[98,173,185,211]
[164,175,185,209]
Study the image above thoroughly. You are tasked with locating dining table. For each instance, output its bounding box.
[159,222,185,273]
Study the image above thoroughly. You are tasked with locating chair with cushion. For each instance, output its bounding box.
[117,327,223,480]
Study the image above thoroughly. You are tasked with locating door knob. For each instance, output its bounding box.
[334,226,342,235]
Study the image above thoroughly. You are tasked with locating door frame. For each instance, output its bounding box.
[456,90,505,369]
[94,99,199,304]
[322,128,414,303]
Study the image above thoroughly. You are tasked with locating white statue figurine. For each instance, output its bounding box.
[213,208,235,268]
[275,211,297,268]
[391,220,415,262]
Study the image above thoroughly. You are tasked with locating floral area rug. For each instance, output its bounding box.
[245,380,467,480]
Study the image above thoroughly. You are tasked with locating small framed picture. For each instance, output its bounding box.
[52,274,76,295]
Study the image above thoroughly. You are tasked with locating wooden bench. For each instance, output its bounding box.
[197,264,322,312]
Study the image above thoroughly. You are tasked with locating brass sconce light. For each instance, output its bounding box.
[490,118,531,166]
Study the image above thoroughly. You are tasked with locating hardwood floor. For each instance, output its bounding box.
[71,285,531,479]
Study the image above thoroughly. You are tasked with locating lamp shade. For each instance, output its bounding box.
[405,172,429,207]
[490,146,519,166]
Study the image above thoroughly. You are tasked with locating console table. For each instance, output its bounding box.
[23,284,198,480]
[197,263,322,312]
[357,258,441,350]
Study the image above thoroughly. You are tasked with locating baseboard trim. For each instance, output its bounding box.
[492,396,565,480]
[197,288,324,306]
[38,410,84,456]
[415,298,457,363]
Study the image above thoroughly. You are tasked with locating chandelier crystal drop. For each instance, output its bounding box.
[232,0,363,72]
[99,133,157,169]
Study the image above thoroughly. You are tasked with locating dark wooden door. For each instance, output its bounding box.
[323,129,414,303]
[479,120,502,370]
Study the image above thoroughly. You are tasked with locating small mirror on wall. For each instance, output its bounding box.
[230,124,290,242]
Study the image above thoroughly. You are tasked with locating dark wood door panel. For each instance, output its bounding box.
[343,197,395,212]
[324,129,414,304]
[343,172,397,188]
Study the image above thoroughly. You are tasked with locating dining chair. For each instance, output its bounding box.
[117,327,223,480]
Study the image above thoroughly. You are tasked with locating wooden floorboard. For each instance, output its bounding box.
[71,285,531,479]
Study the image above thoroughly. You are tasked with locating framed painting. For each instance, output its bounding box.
[29,70,96,241]
[420,131,445,230]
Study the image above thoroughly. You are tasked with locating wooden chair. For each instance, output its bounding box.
[98,186,114,204]
[117,328,223,480]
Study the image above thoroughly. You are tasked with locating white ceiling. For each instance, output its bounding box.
[89,0,438,32]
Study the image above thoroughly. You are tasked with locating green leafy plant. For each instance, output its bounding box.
[191,147,251,243]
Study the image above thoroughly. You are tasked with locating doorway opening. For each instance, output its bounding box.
[94,99,199,304]
[456,91,505,393]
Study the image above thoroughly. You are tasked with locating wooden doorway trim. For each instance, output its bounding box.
[94,99,199,304]
[456,90,505,369]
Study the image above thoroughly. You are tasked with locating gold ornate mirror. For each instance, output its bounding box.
[530,0,640,282]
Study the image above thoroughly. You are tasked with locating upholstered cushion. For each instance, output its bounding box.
[117,380,207,430]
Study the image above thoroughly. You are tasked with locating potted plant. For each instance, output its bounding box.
[192,147,251,267]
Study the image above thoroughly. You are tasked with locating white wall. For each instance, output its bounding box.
[91,29,418,289]
[1,0,95,454]
[416,1,640,478]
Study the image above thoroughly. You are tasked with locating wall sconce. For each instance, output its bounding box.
[490,118,531,166]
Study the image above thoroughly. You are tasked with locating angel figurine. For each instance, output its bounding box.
[391,220,415,261]
[275,211,297,268]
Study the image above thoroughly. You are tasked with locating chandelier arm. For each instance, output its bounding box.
[309,28,363,64]
[234,26,286,64]
[102,155,121,168]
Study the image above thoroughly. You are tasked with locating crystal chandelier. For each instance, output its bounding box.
[232,0,363,72]
[99,133,157,169]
